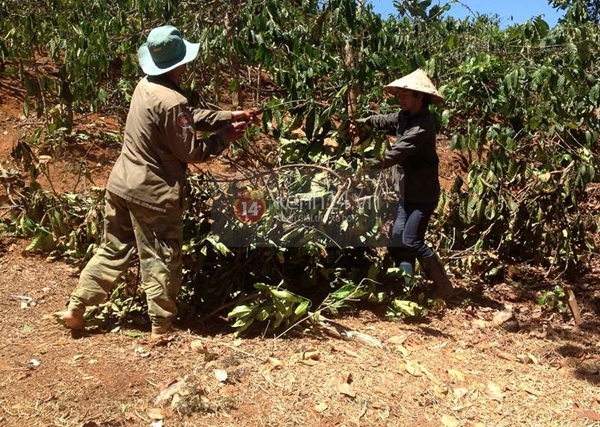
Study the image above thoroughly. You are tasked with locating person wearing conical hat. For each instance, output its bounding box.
[350,68,453,300]
[60,25,260,338]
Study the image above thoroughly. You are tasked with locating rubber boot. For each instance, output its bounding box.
[420,254,454,300]
[398,261,414,285]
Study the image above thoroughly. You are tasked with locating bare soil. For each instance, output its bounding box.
[1,76,600,427]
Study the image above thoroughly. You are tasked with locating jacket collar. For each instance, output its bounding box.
[146,75,184,95]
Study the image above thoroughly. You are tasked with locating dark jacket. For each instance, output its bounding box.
[360,109,440,204]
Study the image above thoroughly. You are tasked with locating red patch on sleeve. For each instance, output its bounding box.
[177,111,193,129]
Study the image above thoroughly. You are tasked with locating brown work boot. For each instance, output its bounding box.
[61,309,85,330]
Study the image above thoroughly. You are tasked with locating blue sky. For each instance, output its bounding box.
[370,0,565,27]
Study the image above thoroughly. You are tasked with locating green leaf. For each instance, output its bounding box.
[228,305,255,319]
[294,300,310,317]
[270,288,305,303]
[390,299,421,317]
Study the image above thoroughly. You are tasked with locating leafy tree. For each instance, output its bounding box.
[549,0,600,22]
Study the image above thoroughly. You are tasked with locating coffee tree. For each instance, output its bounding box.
[0,0,598,334]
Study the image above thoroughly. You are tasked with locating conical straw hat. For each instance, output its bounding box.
[383,69,444,104]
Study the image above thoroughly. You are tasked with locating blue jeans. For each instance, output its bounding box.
[389,201,436,265]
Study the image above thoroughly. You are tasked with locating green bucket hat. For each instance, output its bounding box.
[138,25,200,76]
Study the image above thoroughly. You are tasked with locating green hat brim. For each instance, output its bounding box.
[138,40,200,76]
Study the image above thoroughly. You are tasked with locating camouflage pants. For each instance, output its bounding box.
[68,191,183,328]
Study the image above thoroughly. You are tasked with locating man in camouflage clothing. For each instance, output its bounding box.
[61,25,257,337]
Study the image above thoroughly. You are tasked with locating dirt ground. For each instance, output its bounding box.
[1,77,600,427]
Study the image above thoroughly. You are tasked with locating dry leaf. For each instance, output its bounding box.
[155,378,187,406]
[484,382,504,401]
[421,365,442,385]
[497,351,517,362]
[333,345,359,358]
[267,357,283,370]
[520,384,543,397]
[453,388,470,399]
[171,393,182,408]
[314,402,328,412]
[433,385,449,399]
[339,372,352,383]
[578,410,600,421]
[387,335,408,345]
[405,361,422,377]
[190,340,206,353]
[147,408,165,420]
[472,319,489,329]
[431,341,449,350]
[397,345,409,357]
[448,369,465,382]
[342,348,359,358]
[493,310,514,325]
[441,414,459,427]
[302,350,320,361]
[214,369,228,383]
[338,382,356,398]
[345,331,382,348]
[298,389,310,398]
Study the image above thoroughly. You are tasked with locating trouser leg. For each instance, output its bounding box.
[400,201,435,260]
[389,200,453,298]
[400,201,455,299]
[68,191,137,313]
[130,204,183,329]
[390,201,435,283]
[390,202,415,266]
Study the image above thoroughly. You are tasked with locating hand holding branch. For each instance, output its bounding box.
[232,109,262,126]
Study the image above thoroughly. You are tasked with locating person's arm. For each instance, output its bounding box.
[192,109,259,132]
[165,106,246,164]
[358,112,399,135]
[192,109,233,132]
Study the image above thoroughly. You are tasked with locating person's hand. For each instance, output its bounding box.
[232,109,262,125]
[218,121,248,143]
[362,158,382,169]
[348,122,360,136]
